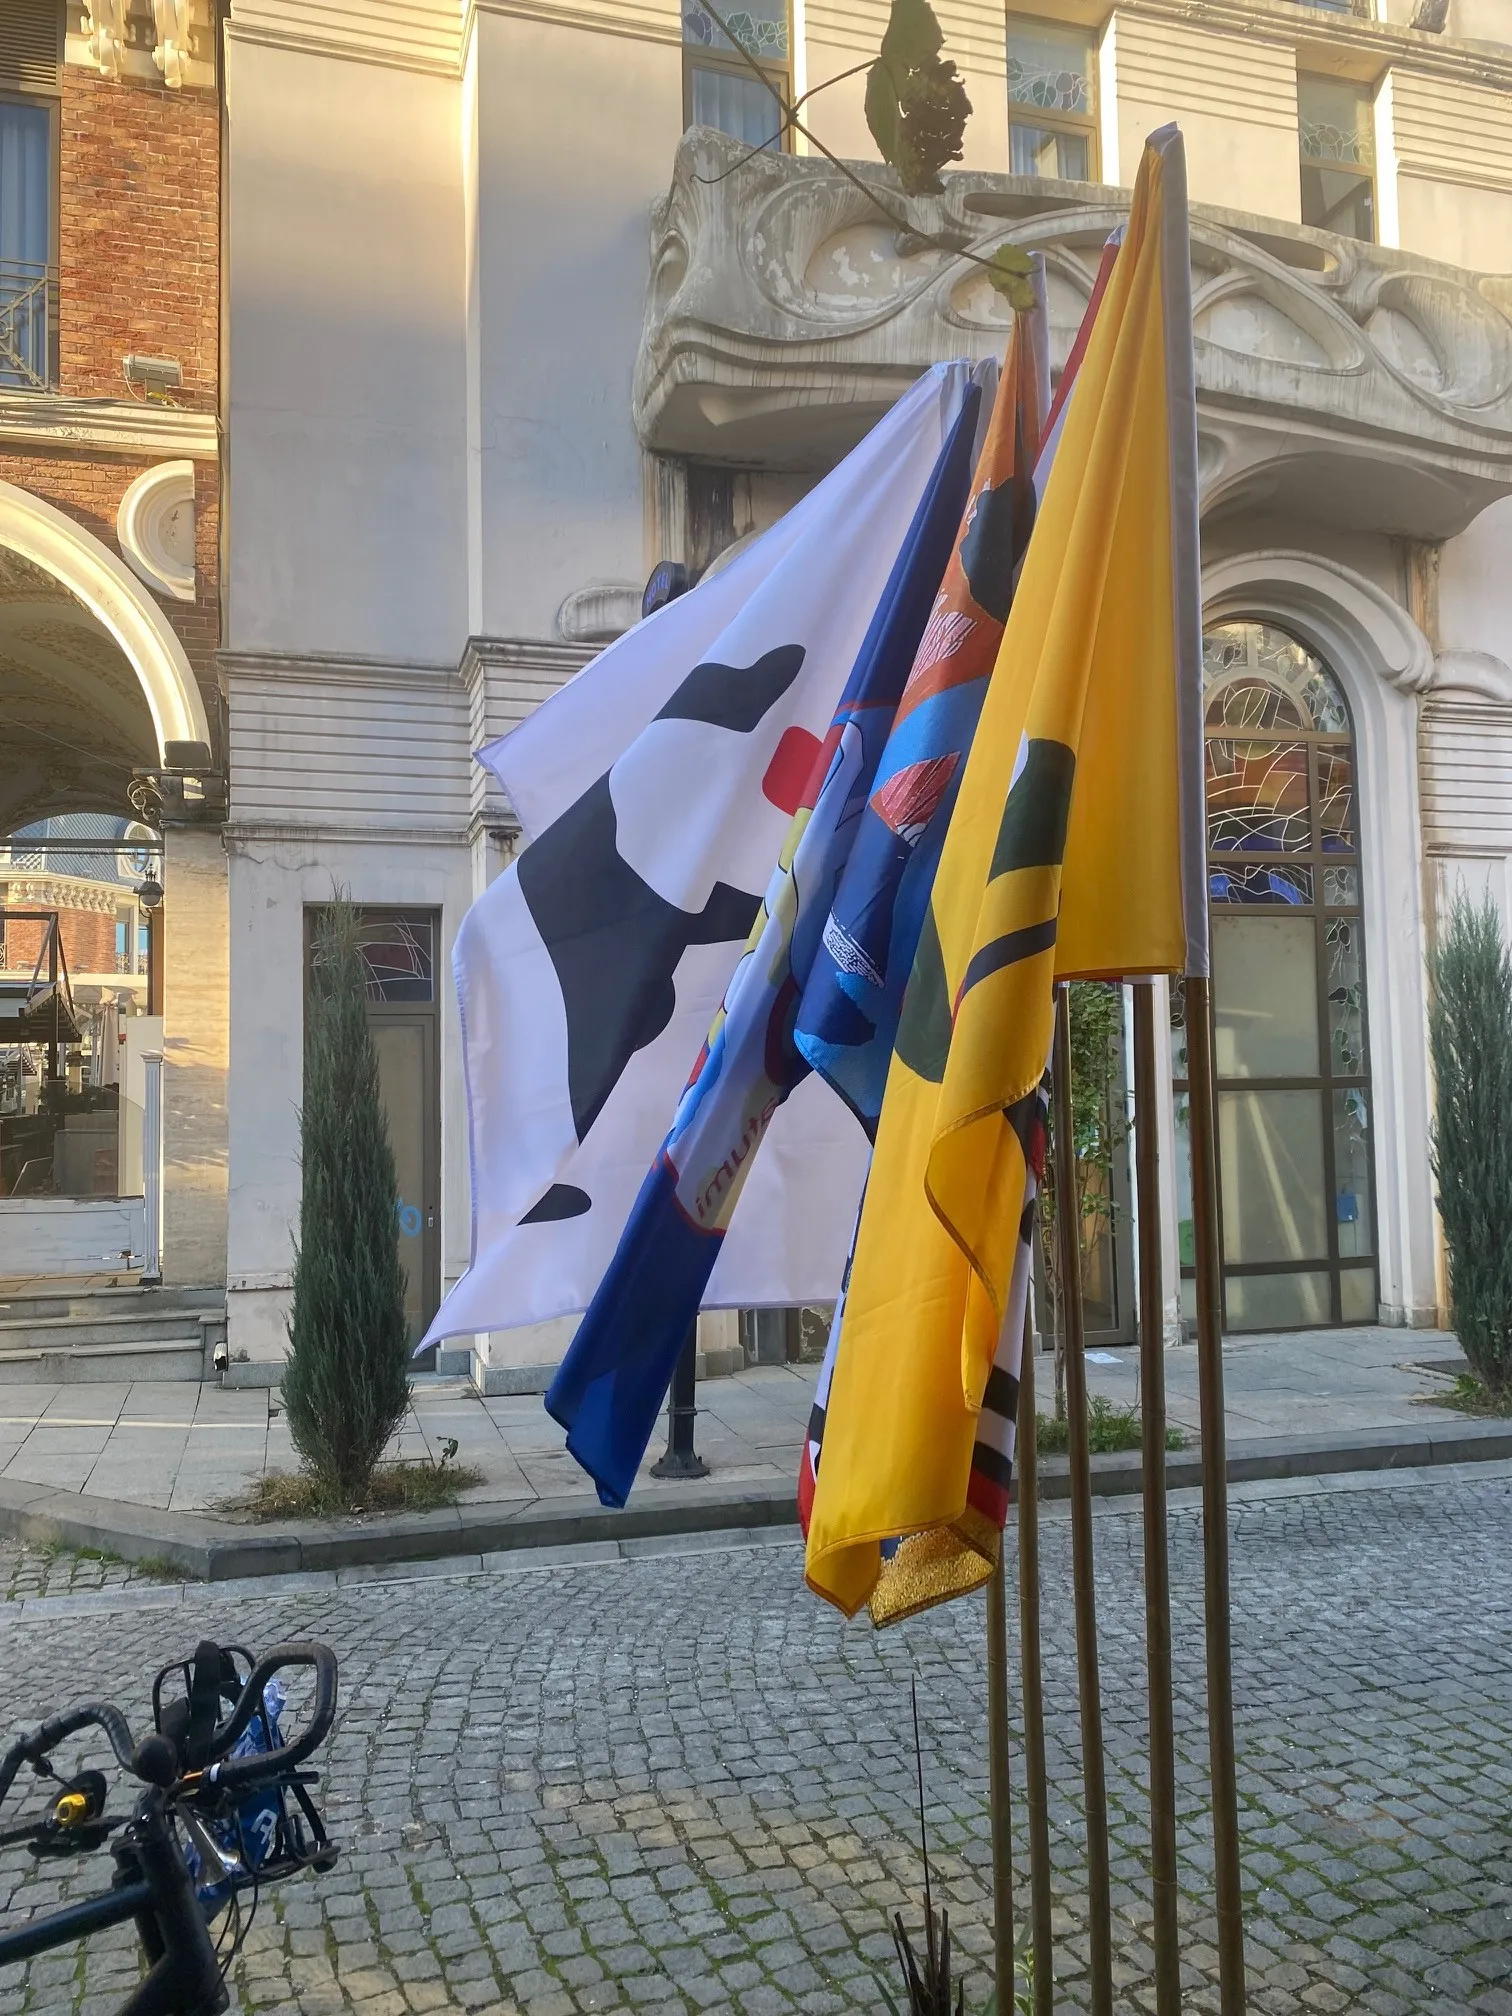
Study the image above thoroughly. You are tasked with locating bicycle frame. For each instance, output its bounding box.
[0,1786,228,2016]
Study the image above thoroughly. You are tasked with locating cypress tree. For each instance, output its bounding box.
[283,899,411,1498]
[1429,890,1512,1395]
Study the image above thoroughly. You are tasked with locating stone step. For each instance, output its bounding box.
[0,1286,224,1323]
[0,1311,216,1352]
[0,1288,224,1383]
[0,1338,209,1384]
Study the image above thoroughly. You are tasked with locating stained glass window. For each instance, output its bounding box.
[1174,622,1376,1331]
[1298,75,1375,243]
[1006,19,1098,183]
[683,0,790,152]
[683,0,788,61]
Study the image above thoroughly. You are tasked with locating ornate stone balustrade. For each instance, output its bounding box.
[636,129,1512,538]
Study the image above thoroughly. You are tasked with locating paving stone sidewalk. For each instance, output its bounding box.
[0,1461,1509,2014]
[0,1325,1469,1515]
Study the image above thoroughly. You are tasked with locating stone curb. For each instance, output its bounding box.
[0,1416,1507,1582]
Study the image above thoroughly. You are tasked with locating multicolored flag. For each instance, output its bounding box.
[792,255,1098,1605]
[804,127,1208,1623]
[420,365,971,1354]
[544,374,986,1508]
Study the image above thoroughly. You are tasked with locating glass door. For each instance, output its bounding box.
[1173,623,1377,1331]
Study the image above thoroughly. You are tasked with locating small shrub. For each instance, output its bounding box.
[1429,891,1512,1395]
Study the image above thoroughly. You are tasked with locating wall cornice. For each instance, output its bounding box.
[1107,0,1512,94]
[0,394,219,461]
[218,648,462,689]
[225,17,461,75]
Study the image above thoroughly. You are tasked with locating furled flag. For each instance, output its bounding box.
[793,249,1123,1612]
[789,269,1053,1591]
[545,378,987,1508]
[422,364,974,1354]
[804,126,1208,1623]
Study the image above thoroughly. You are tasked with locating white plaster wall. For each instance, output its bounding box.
[225,35,468,661]
[1104,11,1300,218]
[1439,494,1512,659]
[1452,0,1512,44]
[1396,176,1512,277]
[468,13,681,640]
[225,834,473,1362]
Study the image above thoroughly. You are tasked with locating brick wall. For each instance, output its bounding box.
[0,60,225,750]
[0,447,220,691]
[2,907,121,977]
[58,68,220,411]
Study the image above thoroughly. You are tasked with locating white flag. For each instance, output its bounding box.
[427,364,972,1343]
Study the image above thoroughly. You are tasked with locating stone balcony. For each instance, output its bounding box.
[635,129,1512,540]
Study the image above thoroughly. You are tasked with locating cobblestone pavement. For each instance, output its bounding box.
[0,1465,1510,2015]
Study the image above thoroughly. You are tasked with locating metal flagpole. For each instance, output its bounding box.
[1132,981,1181,2014]
[986,1548,1015,2014]
[1184,974,1247,2012]
[1016,1305,1054,2016]
[1051,984,1113,2016]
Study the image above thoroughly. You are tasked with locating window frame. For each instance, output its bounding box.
[1296,71,1377,243]
[1006,12,1100,185]
[0,84,61,392]
[1173,622,1379,1333]
[681,0,794,156]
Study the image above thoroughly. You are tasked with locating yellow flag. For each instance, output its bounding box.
[805,128,1206,1622]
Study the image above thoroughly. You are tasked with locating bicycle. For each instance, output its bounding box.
[0,1636,340,2015]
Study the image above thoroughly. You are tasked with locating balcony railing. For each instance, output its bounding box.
[0,261,58,392]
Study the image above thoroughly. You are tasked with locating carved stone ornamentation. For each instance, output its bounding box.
[555,581,644,645]
[82,0,128,77]
[116,461,196,603]
[638,129,1512,540]
[151,0,192,85]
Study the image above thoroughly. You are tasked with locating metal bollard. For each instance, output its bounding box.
[140,1050,163,1287]
[650,1323,709,1479]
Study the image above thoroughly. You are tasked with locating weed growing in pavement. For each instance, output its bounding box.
[134,1554,193,1582]
[227,1457,485,1522]
[1035,1394,1186,1456]
[1417,1371,1512,1419]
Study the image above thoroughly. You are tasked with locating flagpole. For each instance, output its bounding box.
[1185,973,1247,2012]
[1051,984,1113,2016]
[1132,981,1181,2014]
[1015,1305,1053,2016]
[985,1547,1015,2014]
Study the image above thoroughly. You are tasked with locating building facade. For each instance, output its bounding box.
[219,0,1512,1374]
[9,0,1508,1369]
[0,0,227,1298]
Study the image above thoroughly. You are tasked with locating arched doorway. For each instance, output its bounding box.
[0,544,166,1218]
[0,486,221,1286]
[1173,620,1377,1331]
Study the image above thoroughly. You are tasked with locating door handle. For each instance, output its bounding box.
[425,1208,436,1230]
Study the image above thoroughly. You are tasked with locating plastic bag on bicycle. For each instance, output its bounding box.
[183,1677,287,1909]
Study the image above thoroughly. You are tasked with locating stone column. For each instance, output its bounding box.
[162,823,229,1287]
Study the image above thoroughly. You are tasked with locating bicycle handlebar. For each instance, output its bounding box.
[0,1704,136,1809]
[0,1639,338,1809]
[199,1641,338,1792]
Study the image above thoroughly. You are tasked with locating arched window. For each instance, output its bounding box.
[1173,622,1375,1331]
